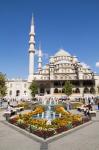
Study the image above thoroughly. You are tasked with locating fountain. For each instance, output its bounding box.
[37,113,40,118]
[33,97,61,121]
[53,112,56,119]
[42,112,44,119]
[59,113,61,118]
[46,106,51,120]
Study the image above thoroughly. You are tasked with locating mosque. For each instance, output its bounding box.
[6,16,99,99]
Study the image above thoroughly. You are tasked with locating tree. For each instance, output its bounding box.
[0,72,7,98]
[63,81,73,97]
[29,81,38,98]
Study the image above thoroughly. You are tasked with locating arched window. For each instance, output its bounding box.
[24,91,26,95]
[58,90,62,93]
[62,88,65,93]
[83,87,89,93]
[16,90,20,96]
[9,90,12,96]
[75,88,80,93]
[90,87,95,94]
[54,88,58,93]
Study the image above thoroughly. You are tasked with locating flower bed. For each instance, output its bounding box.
[8,105,91,139]
[17,102,30,109]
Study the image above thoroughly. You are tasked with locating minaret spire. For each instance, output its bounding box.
[28,14,35,82]
[38,42,42,74]
[31,13,34,25]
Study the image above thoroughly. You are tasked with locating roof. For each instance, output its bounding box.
[55,49,71,57]
[55,60,71,65]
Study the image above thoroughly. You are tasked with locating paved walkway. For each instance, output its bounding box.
[49,112,99,150]
[0,122,40,150]
[0,110,99,150]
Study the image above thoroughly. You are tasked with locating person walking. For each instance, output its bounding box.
[98,102,99,110]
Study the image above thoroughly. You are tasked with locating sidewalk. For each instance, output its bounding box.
[0,109,99,150]
[49,112,99,150]
[0,121,40,150]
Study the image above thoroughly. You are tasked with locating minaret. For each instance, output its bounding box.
[28,15,35,82]
[38,43,42,74]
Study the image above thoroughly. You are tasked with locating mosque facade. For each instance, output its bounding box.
[6,16,99,99]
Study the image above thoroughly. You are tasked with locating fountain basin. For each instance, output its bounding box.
[32,111,60,120]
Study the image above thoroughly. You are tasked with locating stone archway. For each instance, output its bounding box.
[39,84,45,95]
[83,87,89,93]
[54,88,58,93]
[40,88,45,94]
[90,87,95,94]
[62,88,65,93]
[75,88,80,93]
[16,90,20,96]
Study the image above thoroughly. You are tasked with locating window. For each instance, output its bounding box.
[16,90,20,96]
[9,90,12,95]
[75,88,80,93]
[83,87,89,93]
[54,88,58,93]
[24,91,27,95]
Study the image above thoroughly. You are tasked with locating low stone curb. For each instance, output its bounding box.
[1,120,45,143]
[2,120,93,144]
[46,121,93,143]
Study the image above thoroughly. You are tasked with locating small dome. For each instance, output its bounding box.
[55,49,71,57]
[49,56,54,63]
[80,62,90,69]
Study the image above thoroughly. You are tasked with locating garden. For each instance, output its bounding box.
[8,104,91,139]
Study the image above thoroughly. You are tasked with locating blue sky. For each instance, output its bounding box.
[0,0,99,78]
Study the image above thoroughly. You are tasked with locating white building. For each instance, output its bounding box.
[6,16,99,99]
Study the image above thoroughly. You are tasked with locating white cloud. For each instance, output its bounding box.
[80,62,90,69]
[43,53,49,59]
[35,49,49,59]
[96,62,99,67]
[35,49,39,55]
[42,65,46,69]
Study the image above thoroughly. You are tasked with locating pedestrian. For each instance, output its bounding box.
[0,100,2,107]
[98,102,99,110]
[66,101,70,111]
[88,97,91,104]
[7,99,10,106]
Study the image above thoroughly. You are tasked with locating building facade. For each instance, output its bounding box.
[6,16,99,99]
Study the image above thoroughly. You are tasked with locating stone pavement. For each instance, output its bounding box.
[0,110,99,150]
[0,121,40,150]
[49,112,99,150]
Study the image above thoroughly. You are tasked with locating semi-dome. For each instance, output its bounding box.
[55,49,71,57]
[80,62,90,69]
[55,60,71,65]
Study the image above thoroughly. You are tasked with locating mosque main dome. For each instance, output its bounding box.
[55,49,71,57]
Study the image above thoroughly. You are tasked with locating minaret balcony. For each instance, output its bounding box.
[29,40,35,44]
[29,32,35,36]
[29,49,35,52]
[38,60,42,63]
